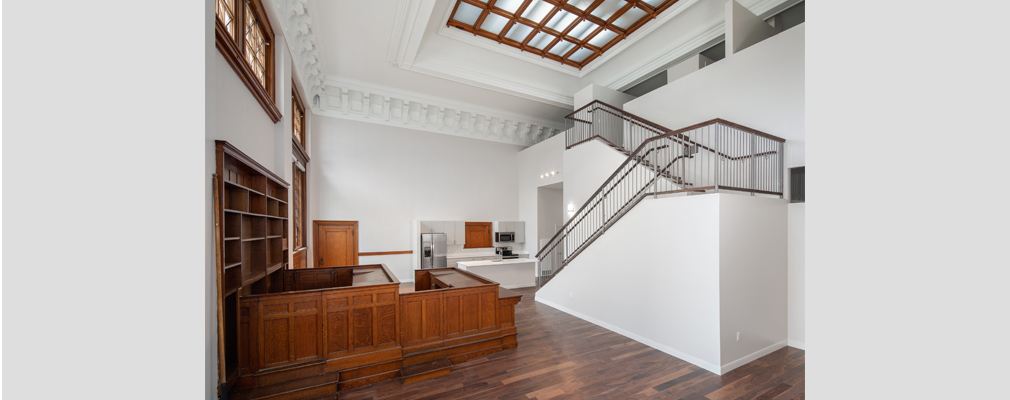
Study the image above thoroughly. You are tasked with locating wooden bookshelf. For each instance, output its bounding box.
[213,141,290,387]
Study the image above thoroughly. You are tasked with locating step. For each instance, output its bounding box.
[229,371,339,400]
[401,358,453,384]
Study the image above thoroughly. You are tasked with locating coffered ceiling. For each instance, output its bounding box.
[270,0,798,147]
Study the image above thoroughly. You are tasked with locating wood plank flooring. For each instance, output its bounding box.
[341,286,804,399]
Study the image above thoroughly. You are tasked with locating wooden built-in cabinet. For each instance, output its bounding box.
[214,141,290,389]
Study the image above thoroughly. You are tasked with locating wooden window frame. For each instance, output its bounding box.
[292,83,307,150]
[292,144,309,253]
[215,0,282,122]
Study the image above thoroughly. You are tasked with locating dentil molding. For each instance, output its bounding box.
[270,0,325,106]
[316,76,565,147]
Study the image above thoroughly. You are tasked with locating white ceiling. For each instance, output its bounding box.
[279,0,797,146]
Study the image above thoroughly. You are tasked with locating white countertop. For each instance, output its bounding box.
[447,251,529,258]
[457,258,536,267]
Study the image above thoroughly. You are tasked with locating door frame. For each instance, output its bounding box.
[313,220,359,268]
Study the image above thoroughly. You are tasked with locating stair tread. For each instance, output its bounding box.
[401,358,452,378]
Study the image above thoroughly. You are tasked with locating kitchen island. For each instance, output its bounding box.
[457,258,537,289]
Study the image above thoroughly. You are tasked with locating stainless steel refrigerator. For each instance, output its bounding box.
[420,233,447,269]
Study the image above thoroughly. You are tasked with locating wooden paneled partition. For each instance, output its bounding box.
[400,269,522,367]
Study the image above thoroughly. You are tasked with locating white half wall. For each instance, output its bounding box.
[719,194,788,371]
[726,0,778,56]
[535,194,724,373]
[309,116,525,282]
[562,139,628,223]
[787,202,805,349]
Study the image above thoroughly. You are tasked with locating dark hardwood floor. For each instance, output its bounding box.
[342,286,804,400]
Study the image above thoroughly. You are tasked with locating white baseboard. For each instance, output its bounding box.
[720,339,788,374]
[788,339,805,350]
[535,296,722,374]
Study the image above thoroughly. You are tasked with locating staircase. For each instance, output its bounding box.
[536,101,786,287]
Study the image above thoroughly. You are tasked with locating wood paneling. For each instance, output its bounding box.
[247,293,322,370]
[463,222,492,249]
[292,247,307,270]
[314,220,358,267]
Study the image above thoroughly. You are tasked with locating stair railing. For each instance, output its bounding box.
[538,114,786,287]
[565,100,670,154]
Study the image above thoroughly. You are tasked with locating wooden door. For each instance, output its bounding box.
[314,221,358,267]
[464,222,492,249]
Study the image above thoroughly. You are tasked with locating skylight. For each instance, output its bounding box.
[447,0,680,69]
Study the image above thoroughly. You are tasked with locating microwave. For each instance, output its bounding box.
[495,232,515,242]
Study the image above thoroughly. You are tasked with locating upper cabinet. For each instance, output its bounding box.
[493,220,526,243]
[420,220,465,245]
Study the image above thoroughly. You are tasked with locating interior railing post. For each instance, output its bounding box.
[750,130,756,196]
[653,143,659,199]
[779,141,785,198]
[714,124,720,191]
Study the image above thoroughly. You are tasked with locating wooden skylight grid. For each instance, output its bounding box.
[448,0,679,69]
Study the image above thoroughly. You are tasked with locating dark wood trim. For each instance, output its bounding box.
[714,185,784,196]
[359,250,413,256]
[313,220,358,268]
[292,138,310,164]
[216,140,288,186]
[215,0,282,123]
[292,81,307,148]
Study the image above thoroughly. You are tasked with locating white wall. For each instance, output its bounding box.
[535,194,724,373]
[726,0,778,56]
[718,194,788,371]
[562,139,628,223]
[537,185,564,243]
[624,23,805,177]
[517,133,565,254]
[309,116,525,281]
[666,54,714,84]
[787,203,805,349]
[573,83,638,109]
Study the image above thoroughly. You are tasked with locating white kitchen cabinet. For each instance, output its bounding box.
[515,221,525,243]
[455,221,465,245]
[505,221,515,232]
[420,220,432,234]
[430,221,445,234]
[444,221,455,244]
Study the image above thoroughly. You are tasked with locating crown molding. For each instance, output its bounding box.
[410,56,574,108]
[604,21,724,91]
[387,0,437,70]
[317,75,565,147]
[269,0,325,110]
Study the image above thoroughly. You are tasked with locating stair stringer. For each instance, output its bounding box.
[535,193,724,373]
[563,139,689,221]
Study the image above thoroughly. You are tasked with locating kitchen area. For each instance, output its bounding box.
[415,220,537,289]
